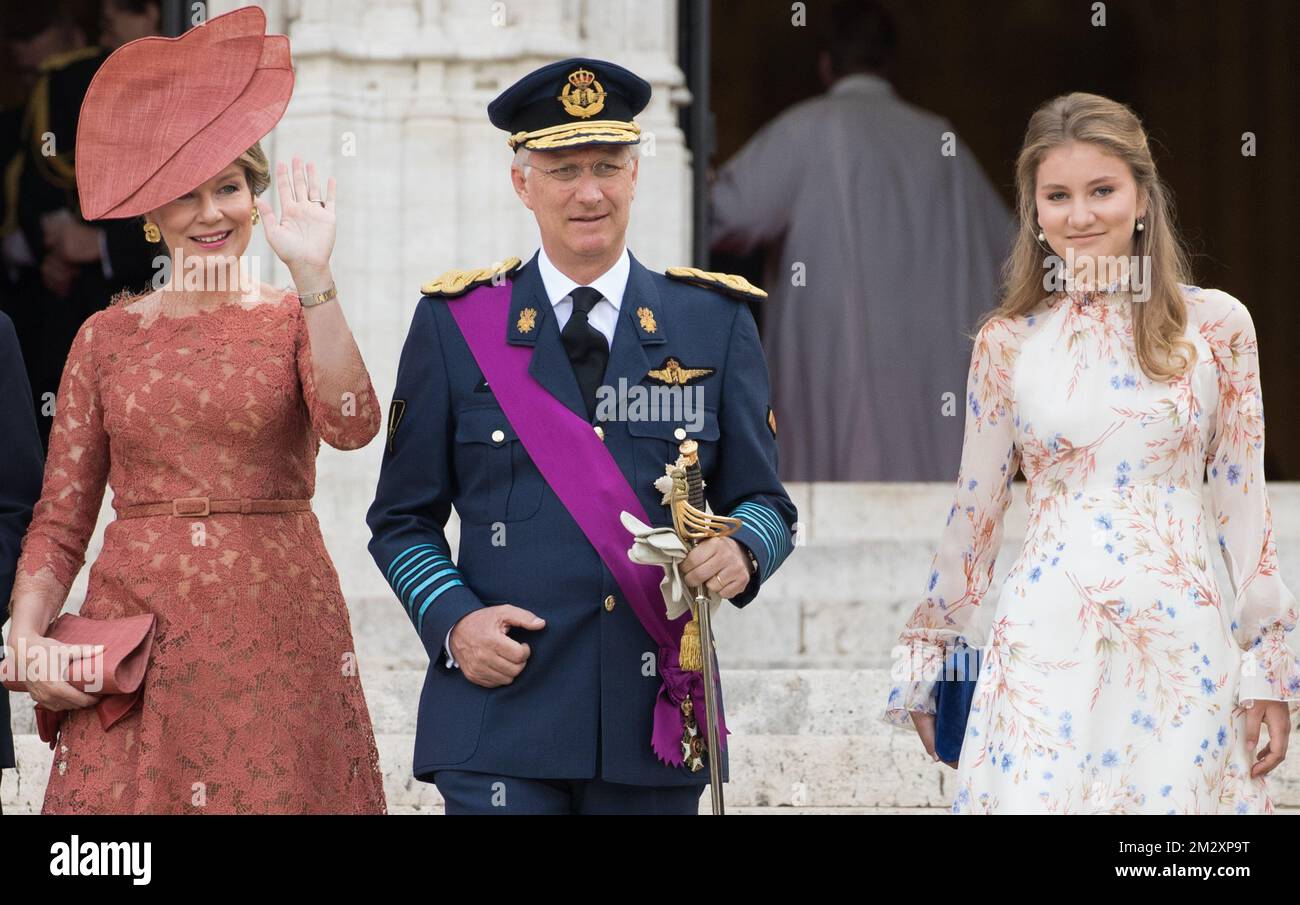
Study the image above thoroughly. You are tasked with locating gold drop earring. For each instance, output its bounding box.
[143,221,161,242]
[251,207,260,226]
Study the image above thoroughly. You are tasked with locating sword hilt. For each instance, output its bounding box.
[667,441,741,543]
[681,440,707,512]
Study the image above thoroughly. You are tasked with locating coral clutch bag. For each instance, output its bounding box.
[1,613,156,748]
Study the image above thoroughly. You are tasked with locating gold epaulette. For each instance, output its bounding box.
[665,266,767,301]
[38,46,103,73]
[420,257,523,298]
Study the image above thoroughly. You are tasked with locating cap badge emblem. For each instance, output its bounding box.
[559,67,606,119]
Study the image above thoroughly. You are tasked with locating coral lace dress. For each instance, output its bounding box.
[884,285,1300,814]
[13,287,387,813]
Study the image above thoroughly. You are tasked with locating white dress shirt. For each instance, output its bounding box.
[443,246,632,668]
[536,243,629,346]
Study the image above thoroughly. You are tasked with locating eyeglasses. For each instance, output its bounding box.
[528,160,633,182]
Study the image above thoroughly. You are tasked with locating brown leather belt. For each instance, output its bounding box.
[115,497,312,519]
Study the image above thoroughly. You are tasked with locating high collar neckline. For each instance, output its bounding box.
[1060,287,1130,308]
[1053,274,1132,309]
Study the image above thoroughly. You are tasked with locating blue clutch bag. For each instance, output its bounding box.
[932,640,981,764]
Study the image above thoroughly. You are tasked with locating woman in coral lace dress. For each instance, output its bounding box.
[5,8,386,813]
[883,93,1298,814]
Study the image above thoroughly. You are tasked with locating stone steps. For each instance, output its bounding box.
[4,668,890,738]
[7,484,1300,813]
[7,668,1300,812]
[0,729,960,811]
[344,531,1300,670]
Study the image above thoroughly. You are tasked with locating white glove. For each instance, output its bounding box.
[621,511,722,620]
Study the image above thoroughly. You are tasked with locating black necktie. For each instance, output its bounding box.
[560,286,609,420]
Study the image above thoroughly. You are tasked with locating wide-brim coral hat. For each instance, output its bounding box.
[76,6,293,221]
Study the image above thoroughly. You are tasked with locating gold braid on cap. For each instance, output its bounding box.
[507,120,642,150]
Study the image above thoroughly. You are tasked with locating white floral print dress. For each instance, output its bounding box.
[883,284,1300,814]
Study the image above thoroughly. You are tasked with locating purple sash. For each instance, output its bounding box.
[447,281,726,767]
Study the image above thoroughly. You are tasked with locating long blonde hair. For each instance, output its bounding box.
[988,92,1195,381]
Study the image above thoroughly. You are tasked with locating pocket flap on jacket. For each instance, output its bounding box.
[455,407,518,446]
[622,407,719,442]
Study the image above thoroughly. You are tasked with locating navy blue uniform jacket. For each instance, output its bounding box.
[367,252,795,786]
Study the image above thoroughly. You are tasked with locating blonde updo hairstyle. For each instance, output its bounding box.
[138,141,270,244]
[238,141,271,197]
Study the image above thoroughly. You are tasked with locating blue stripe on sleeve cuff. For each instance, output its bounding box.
[730,501,791,582]
[387,543,466,632]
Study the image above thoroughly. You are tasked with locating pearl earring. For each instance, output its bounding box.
[1037,228,1046,242]
[1135,218,1145,232]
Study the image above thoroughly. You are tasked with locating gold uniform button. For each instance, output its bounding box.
[491,429,506,443]
[673,427,687,441]
[594,425,605,441]
[603,595,616,612]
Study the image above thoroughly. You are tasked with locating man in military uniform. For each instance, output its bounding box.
[367,58,796,815]
[1,7,88,427]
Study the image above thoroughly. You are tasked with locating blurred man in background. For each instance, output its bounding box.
[711,1,1011,482]
[2,4,89,418]
[2,0,160,448]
